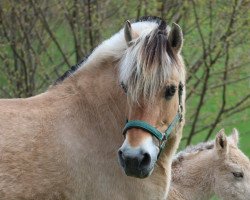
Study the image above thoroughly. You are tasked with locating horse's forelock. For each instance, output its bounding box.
[141,27,176,71]
[120,23,179,103]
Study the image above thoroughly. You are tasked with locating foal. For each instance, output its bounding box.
[168,129,250,200]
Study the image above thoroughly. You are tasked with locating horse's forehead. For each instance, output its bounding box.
[165,71,182,82]
[228,147,250,169]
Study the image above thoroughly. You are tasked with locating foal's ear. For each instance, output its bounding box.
[229,128,239,146]
[168,23,183,53]
[124,20,137,46]
[215,129,228,155]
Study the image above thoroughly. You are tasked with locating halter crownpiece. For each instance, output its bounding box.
[122,82,184,159]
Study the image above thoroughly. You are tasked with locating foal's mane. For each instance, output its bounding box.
[173,141,215,165]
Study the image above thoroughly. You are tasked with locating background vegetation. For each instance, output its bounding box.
[0,1,249,198]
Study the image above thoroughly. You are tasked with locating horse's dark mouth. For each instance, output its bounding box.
[122,165,154,179]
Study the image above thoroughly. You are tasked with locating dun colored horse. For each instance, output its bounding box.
[168,129,250,200]
[0,17,186,199]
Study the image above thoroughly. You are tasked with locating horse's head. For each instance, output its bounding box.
[213,129,250,200]
[118,18,185,178]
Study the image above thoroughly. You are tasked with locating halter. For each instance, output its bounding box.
[122,82,183,158]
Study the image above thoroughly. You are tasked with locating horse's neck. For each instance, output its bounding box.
[49,59,127,150]
[169,151,215,200]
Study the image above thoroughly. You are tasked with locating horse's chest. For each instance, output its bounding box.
[72,162,167,200]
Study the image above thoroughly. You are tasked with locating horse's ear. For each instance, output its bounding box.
[215,129,228,155]
[229,128,239,146]
[168,23,183,53]
[124,20,133,46]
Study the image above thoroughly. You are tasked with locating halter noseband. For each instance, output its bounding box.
[122,82,183,158]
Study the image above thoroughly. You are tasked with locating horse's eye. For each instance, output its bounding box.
[232,172,244,178]
[120,82,127,93]
[165,85,176,99]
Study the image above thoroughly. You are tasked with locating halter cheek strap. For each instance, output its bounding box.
[122,82,183,159]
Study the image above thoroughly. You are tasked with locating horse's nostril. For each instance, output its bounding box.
[140,152,151,168]
[118,150,124,159]
[118,149,126,168]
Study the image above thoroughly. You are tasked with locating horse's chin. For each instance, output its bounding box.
[124,166,154,179]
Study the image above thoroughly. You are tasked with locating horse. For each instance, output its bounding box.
[168,129,250,200]
[0,17,186,199]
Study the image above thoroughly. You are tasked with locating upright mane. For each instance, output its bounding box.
[54,55,89,85]
[53,16,170,86]
[173,140,215,165]
[53,16,184,103]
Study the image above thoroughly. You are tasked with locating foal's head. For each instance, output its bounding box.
[213,129,250,200]
[118,17,185,178]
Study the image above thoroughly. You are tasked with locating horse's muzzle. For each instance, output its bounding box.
[118,147,154,178]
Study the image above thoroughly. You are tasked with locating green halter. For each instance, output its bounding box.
[122,82,183,158]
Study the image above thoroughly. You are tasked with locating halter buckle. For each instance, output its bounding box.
[178,105,183,122]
